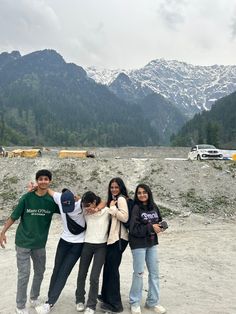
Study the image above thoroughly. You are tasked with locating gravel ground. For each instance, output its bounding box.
[1,146,236,219]
[1,215,236,314]
[0,147,236,314]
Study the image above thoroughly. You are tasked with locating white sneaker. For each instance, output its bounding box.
[15,308,29,314]
[153,305,166,314]
[131,305,142,314]
[145,304,166,314]
[35,303,52,314]
[76,302,85,311]
[84,308,95,314]
[29,298,41,308]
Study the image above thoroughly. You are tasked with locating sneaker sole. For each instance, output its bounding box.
[144,306,166,314]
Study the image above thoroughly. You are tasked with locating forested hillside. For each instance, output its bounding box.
[171,91,236,148]
[0,50,160,146]
[138,93,186,145]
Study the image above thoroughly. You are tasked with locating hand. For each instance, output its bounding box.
[110,200,117,207]
[84,209,93,215]
[74,195,81,202]
[87,208,98,214]
[0,233,7,248]
[152,224,162,234]
[85,205,99,215]
[27,182,38,192]
[108,206,117,216]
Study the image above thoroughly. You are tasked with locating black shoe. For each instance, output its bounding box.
[100,302,123,313]
[97,294,104,303]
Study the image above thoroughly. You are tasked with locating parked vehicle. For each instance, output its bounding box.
[188,144,223,161]
[0,146,7,157]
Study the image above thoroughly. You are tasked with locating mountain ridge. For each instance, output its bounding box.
[0,49,163,146]
[171,90,236,148]
[86,59,236,117]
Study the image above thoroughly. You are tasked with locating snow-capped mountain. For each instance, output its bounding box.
[86,59,236,117]
[85,66,127,85]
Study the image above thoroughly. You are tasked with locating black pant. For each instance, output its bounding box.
[101,239,128,312]
[76,243,107,310]
[47,238,83,305]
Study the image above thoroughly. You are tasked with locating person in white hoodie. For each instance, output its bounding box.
[75,191,110,314]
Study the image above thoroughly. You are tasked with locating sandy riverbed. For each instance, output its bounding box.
[0,147,236,314]
[1,214,236,314]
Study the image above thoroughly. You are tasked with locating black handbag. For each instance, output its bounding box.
[66,213,86,235]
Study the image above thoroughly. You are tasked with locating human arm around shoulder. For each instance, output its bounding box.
[0,217,15,248]
[86,200,107,215]
[97,200,107,211]
[27,183,56,199]
[47,191,60,214]
[86,206,109,218]
[50,191,62,206]
[108,196,128,222]
[47,188,56,197]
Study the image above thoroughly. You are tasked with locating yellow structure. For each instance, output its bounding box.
[232,153,236,161]
[8,149,41,158]
[58,150,89,158]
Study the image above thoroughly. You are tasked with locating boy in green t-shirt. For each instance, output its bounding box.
[0,169,59,314]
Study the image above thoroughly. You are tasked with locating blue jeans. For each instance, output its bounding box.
[129,245,160,307]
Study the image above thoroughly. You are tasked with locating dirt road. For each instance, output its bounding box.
[1,214,236,314]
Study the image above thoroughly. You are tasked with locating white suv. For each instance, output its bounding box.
[188,144,223,161]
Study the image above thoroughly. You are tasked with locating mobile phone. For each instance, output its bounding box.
[159,221,168,230]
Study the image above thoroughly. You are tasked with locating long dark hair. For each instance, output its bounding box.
[107,177,128,206]
[134,183,156,210]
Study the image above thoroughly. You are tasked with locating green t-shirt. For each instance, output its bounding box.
[11,191,59,249]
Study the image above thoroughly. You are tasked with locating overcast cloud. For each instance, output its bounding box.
[0,0,236,69]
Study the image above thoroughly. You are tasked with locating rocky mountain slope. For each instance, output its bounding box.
[86,59,236,117]
[0,50,160,146]
[1,50,236,146]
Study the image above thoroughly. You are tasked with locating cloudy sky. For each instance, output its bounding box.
[1,0,236,69]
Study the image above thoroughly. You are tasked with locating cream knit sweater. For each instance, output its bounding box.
[107,195,129,245]
[84,207,110,244]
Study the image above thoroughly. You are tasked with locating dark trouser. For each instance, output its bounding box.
[76,242,107,310]
[47,238,83,305]
[101,239,128,312]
